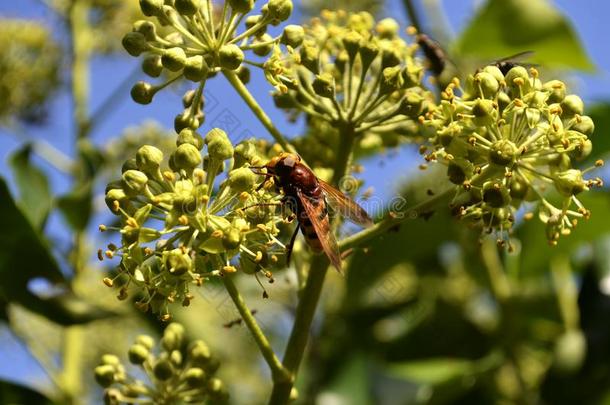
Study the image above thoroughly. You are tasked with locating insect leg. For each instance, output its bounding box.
[285,222,300,267]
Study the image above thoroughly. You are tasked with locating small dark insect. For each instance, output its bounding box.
[223,309,258,328]
[491,51,536,75]
[252,153,373,273]
[416,33,447,78]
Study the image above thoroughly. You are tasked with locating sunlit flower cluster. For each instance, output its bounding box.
[95,323,228,404]
[422,65,602,246]
[100,128,287,318]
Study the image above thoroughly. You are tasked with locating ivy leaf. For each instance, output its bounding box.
[0,177,114,325]
[454,0,594,71]
[9,144,52,230]
[56,183,93,231]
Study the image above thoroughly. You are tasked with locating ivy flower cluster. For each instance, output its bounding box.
[264,10,431,166]
[94,323,228,404]
[123,0,293,132]
[100,128,286,318]
[422,65,602,245]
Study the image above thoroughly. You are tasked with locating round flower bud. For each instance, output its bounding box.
[245,15,267,37]
[173,143,202,169]
[554,169,586,196]
[312,73,335,98]
[122,32,149,56]
[222,227,242,250]
[219,44,244,70]
[94,365,116,388]
[101,354,121,366]
[122,170,148,194]
[189,340,211,366]
[572,115,594,136]
[177,128,204,150]
[161,47,187,72]
[139,0,164,16]
[136,145,164,173]
[379,66,404,94]
[174,111,199,133]
[266,0,293,24]
[359,41,379,71]
[229,0,254,14]
[398,92,423,118]
[184,55,209,82]
[234,140,257,167]
[482,65,504,84]
[136,335,155,350]
[166,322,186,343]
[228,167,256,192]
[509,175,529,200]
[381,48,400,68]
[489,139,517,166]
[184,367,207,387]
[561,95,584,117]
[471,98,496,126]
[237,66,251,84]
[342,31,362,61]
[543,80,566,103]
[128,343,150,365]
[130,81,155,105]
[300,43,320,73]
[474,71,499,98]
[175,0,200,16]
[205,128,234,161]
[142,55,163,77]
[122,158,138,173]
[375,18,399,39]
[207,378,228,400]
[153,358,174,381]
[505,65,531,93]
[483,181,511,208]
[281,25,304,48]
[252,34,274,56]
[105,188,129,211]
[133,20,157,41]
[554,329,586,374]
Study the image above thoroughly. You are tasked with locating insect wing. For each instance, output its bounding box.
[319,180,374,227]
[296,189,342,272]
[493,51,535,64]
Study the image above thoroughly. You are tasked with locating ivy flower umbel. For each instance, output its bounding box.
[94,322,228,404]
[100,128,286,318]
[264,10,432,166]
[422,65,602,246]
[123,0,294,132]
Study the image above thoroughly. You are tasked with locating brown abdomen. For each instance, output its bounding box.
[297,199,328,253]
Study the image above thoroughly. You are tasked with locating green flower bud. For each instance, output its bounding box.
[266,0,293,24]
[482,65,504,84]
[342,31,362,61]
[136,145,164,173]
[94,365,116,388]
[139,0,164,16]
[219,44,244,70]
[189,340,211,366]
[205,128,234,161]
[175,0,200,16]
[543,80,566,103]
[228,167,256,192]
[379,66,404,94]
[237,65,251,84]
[101,354,121,367]
[245,15,267,37]
[554,329,586,374]
[164,249,192,275]
[447,158,474,184]
[184,55,209,81]
[312,73,335,98]
[122,32,150,57]
[122,170,149,194]
[300,42,320,73]
[273,92,296,109]
[471,98,497,126]
[359,41,379,71]
[142,55,163,77]
[572,115,594,136]
[174,143,202,169]
[133,20,157,41]
[234,140,258,167]
[229,0,254,14]
[252,34,274,56]
[401,65,422,88]
[184,367,207,387]
[561,94,584,117]
[222,227,242,250]
[105,188,129,212]
[281,25,304,48]
[161,47,187,72]
[489,139,517,166]
[483,181,511,208]
[174,111,199,133]
[122,158,139,173]
[177,128,204,150]
[398,92,423,117]
[153,358,174,381]
[207,378,228,400]
[131,81,155,105]
[474,71,499,98]
[509,175,529,200]
[381,48,400,68]
[128,343,150,365]
[554,169,586,196]
[505,65,531,93]
[170,349,183,366]
[376,18,399,39]
[135,335,155,350]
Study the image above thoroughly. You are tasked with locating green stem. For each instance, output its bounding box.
[222,276,290,382]
[402,0,423,33]
[71,0,91,140]
[223,70,294,153]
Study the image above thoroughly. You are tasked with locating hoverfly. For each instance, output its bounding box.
[252,153,373,272]
[416,33,448,78]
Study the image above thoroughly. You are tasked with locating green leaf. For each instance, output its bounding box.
[56,183,93,231]
[321,353,372,405]
[0,177,114,325]
[9,144,52,230]
[387,358,475,385]
[0,380,56,405]
[454,0,594,71]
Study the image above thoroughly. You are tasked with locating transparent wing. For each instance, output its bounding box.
[319,180,374,227]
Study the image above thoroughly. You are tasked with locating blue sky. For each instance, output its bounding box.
[0,0,609,395]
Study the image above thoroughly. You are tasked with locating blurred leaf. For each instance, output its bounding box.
[322,353,372,405]
[0,177,114,325]
[9,144,51,230]
[454,0,594,71]
[0,380,55,405]
[581,102,610,166]
[387,358,474,385]
[56,183,92,231]
[516,191,610,274]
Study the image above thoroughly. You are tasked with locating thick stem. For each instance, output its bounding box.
[223,70,294,153]
[222,276,290,382]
